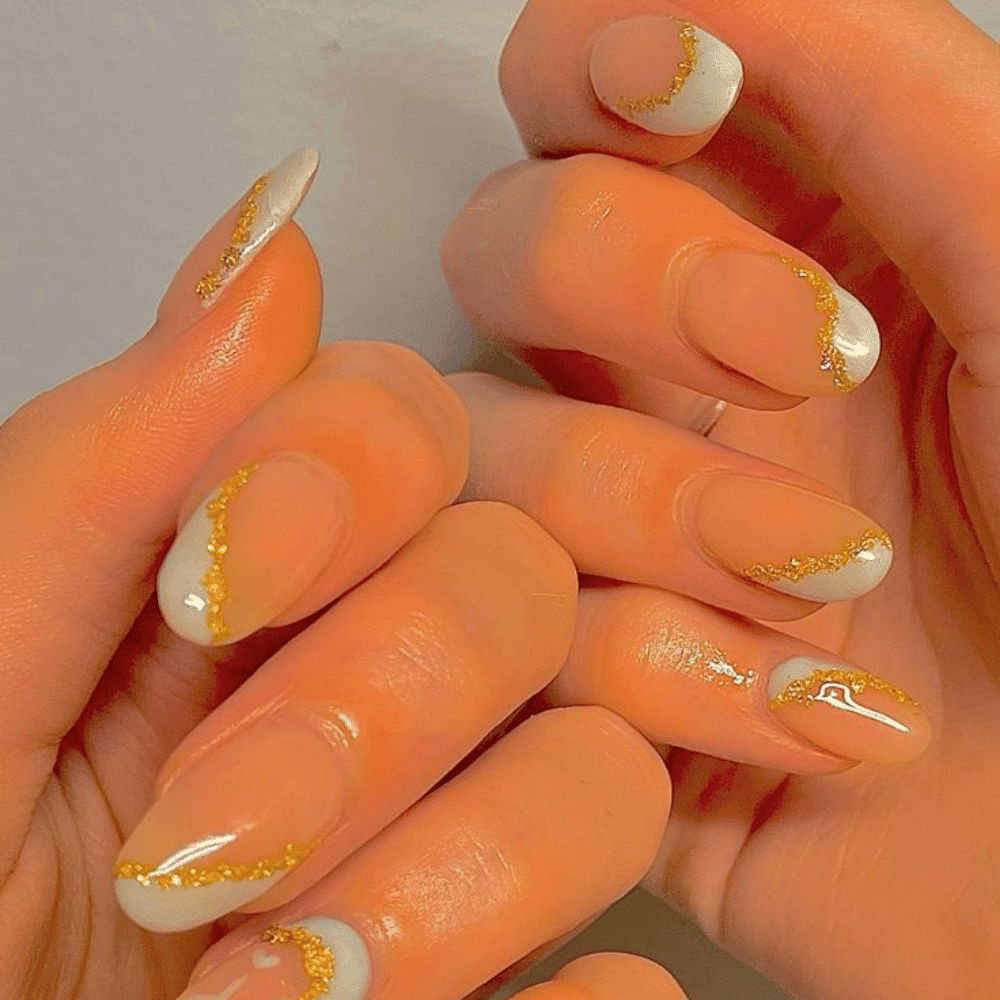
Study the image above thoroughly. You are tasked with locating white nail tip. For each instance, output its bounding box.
[832,286,881,384]
[200,147,319,307]
[115,870,289,933]
[286,917,372,1000]
[157,499,217,646]
[628,30,743,137]
[768,540,893,602]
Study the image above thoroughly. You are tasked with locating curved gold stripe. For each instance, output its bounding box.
[613,21,698,116]
[195,173,271,299]
[202,462,257,643]
[262,925,335,1000]
[115,840,316,889]
[770,667,919,710]
[744,529,892,585]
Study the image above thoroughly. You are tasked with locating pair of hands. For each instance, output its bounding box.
[5,0,1000,998]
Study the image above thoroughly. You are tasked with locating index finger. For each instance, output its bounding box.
[500,0,1000,349]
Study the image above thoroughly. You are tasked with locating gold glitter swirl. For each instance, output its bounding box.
[195,174,271,299]
[115,840,317,889]
[614,21,698,117]
[262,925,336,1000]
[770,667,919,710]
[775,253,854,392]
[202,462,257,643]
[744,529,892,585]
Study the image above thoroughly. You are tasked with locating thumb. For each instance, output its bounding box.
[0,148,321,880]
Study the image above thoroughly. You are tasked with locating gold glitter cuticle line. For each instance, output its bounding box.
[202,462,257,644]
[613,21,698,117]
[195,173,271,300]
[262,925,336,1000]
[114,840,318,889]
[743,529,892,585]
[770,667,920,711]
[774,253,854,392]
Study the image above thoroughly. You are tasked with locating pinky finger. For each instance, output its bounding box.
[517,954,691,1000]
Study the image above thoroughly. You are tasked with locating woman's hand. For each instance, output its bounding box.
[441,0,1000,996]
[0,150,757,1000]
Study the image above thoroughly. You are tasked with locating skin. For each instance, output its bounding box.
[2,4,996,1000]
[440,0,1000,996]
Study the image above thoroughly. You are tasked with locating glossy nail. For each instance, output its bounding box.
[156,147,319,333]
[589,16,743,136]
[692,475,893,602]
[158,453,352,646]
[680,249,880,395]
[179,917,371,1000]
[769,658,932,763]
[114,719,345,932]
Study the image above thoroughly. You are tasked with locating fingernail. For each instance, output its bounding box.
[178,917,371,1000]
[589,16,743,136]
[769,658,932,763]
[114,719,345,932]
[156,147,319,332]
[692,475,893,602]
[158,453,352,646]
[679,249,880,395]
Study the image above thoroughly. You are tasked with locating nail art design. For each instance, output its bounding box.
[776,255,879,391]
[768,658,931,763]
[159,454,351,648]
[590,16,743,136]
[179,917,371,1000]
[195,148,320,307]
[743,529,893,601]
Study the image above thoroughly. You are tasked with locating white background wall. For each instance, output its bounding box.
[1,1,996,997]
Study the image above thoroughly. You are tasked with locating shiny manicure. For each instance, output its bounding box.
[590,15,743,136]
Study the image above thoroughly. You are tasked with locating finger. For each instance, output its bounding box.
[174,708,670,1000]
[452,374,893,620]
[550,583,932,769]
[500,0,1000,353]
[114,502,577,932]
[508,954,690,1000]
[0,149,321,876]
[502,4,743,163]
[156,339,469,646]
[441,154,880,406]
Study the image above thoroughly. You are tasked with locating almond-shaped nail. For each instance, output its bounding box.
[115,719,345,932]
[769,658,932,763]
[680,249,880,395]
[589,16,743,136]
[179,917,371,1000]
[158,454,352,646]
[156,147,319,334]
[693,475,893,602]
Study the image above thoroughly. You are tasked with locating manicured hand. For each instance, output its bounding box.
[441,0,1000,996]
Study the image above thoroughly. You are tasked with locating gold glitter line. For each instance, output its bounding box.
[770,667,919,710]
[115,840,317,889]
[613,21,698,117]
[744,529,892,585]
[195,174,271,300]
[202,462,257,644]
[775,253,853,392]
[262,925,335,1000]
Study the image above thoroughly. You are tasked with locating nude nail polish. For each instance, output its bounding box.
[155,147,319,334]
[178,917,371,1000]
[114,719,345,932]
[692,474,893,603]
[589,16,743,136]
[679,249,880,395]
[768,658,932,763]
[157,453,352,646]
